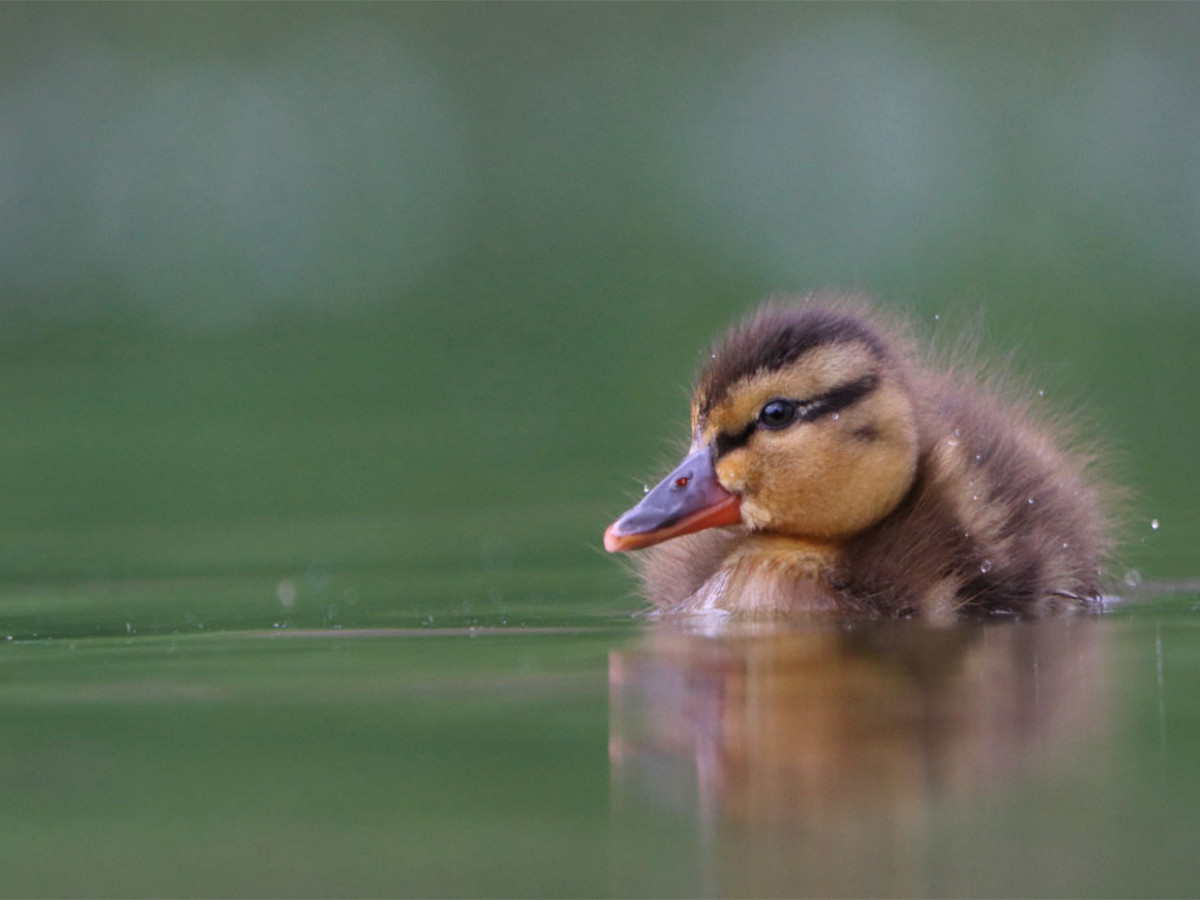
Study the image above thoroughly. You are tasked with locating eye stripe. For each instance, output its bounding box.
[711,373,880,458]
[714,421,756,458]
[797,373,879,421]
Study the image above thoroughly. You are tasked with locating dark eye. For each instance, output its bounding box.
[758,399,797,430]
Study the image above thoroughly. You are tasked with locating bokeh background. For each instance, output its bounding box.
[2,2,1197,624]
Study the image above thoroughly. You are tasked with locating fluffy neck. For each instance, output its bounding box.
[656,533,856,617]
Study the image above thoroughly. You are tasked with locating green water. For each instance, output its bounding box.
[4,3,1200,897]
[5,595,1200,897]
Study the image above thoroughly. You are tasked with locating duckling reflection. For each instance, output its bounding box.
[609,618,1108,878]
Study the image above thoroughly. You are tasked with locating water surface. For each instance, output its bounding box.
[4,577,1199,897]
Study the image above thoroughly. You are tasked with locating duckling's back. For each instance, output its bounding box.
[838,374,1111,617]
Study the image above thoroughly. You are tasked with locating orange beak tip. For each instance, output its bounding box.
[602,523,625,553]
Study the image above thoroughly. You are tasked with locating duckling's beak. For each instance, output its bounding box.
[604,446,742,552]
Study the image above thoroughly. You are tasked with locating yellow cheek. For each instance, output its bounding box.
[721,422,917,539]
[756,435,827,505]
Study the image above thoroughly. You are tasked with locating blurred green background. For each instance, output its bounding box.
[4,5,1200,898]
[2,3,1197,609]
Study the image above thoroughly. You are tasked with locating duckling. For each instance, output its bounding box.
[604,292,1113,618]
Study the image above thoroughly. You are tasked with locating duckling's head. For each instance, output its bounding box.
[605,300,920,552]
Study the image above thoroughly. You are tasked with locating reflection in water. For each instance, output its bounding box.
[609,617,1109,896]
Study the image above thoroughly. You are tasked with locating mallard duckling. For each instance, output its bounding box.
[604,292,1112,618]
